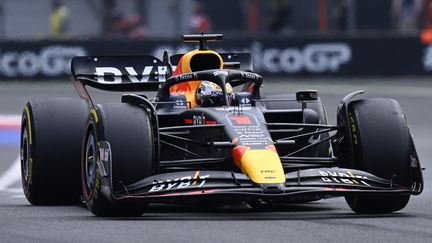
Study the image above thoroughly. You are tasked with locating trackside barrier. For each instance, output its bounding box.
[0,36,430,80]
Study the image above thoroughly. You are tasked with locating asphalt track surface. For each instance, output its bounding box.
[0,77,431,243]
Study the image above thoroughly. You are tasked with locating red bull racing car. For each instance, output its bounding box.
[20,34,423,216]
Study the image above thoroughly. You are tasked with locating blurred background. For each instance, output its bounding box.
[0,0,431,79]
[0,0,430,39]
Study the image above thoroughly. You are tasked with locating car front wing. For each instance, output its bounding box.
[107,168,422,203]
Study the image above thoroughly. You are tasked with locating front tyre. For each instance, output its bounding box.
[344,98,413,213]
[82,103,157,216]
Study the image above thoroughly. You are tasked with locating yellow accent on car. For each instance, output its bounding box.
[239,149,285,184]
[192,171,200,186]
[172,50,224,108]
[348,112,358,145]
[28,157,33,184]
[90,109,99,123]
[24,105,33,145]
[347,170,359,184]
[179,49,224,73]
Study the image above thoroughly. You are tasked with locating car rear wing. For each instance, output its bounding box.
[71,52,254,101]
[71,52,253,89]
[71,55,169,92]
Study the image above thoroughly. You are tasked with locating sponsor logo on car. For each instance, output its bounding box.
[177,73,197,81]
[318,170,370,186]
[240,97,251,104]
[94,66,168,83]
[148,174,210,192]
[213,70,228,76]
[193,115,206,125]
[241,72,258,79]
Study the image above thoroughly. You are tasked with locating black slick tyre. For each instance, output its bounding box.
[21,98,88,205]
[82,103,157,217]
[345,98,412,213]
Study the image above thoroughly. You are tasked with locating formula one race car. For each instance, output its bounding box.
[20,34,423,216]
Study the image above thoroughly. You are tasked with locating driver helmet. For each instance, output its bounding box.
[195,81,233,107]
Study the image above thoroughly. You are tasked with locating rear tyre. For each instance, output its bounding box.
[344,98,412,213]
[21,98,88,205]
[82,103,157,216]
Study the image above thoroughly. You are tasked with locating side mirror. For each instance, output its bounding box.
[296,90,318,102]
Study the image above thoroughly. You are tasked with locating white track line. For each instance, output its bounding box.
[0,114,21,126]
[0,156,22,192]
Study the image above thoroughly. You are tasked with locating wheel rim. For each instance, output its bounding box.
[84,132,97,194]
[21,129,30,184]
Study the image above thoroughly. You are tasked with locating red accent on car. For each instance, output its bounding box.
[170,56,191,93]
[229,116,252,125]
[184,118,193,124]
[232,146,250,168]
[186,189,217,195]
